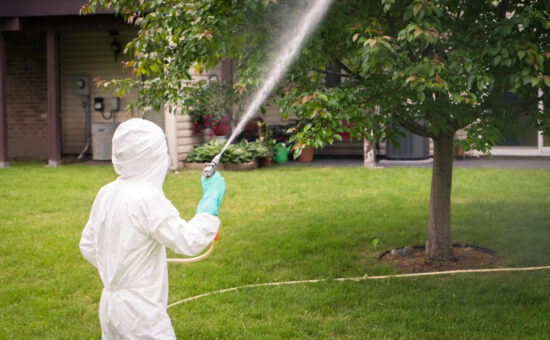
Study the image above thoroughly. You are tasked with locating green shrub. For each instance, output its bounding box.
[185,139,270,164]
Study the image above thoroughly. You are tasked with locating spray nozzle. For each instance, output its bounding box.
[203,153,222,178]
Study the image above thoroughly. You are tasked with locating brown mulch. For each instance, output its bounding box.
[379,245,496,273]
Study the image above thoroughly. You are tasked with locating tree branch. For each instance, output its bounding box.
[335,59,365,81]
[312,68,351,78]
[456,1,464,22]
[385,12,397,35]
[400,119,432,138]
[497,0,509,20]
[392,105,432,137]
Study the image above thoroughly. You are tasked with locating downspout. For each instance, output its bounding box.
[77,95,91,160]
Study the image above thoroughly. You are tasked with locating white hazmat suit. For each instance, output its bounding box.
[80,118,221,339]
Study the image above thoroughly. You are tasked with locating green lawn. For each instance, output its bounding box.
[1,162,549,339]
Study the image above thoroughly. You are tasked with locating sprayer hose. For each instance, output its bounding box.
[167,265,550,308]
[167,233,218,264]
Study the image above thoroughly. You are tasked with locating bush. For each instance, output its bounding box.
[185,139,270,164]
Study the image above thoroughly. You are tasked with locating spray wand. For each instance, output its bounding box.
[202,153,222,178]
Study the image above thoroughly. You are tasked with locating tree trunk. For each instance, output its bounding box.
[363,132,376,168]
[425,133,455,260]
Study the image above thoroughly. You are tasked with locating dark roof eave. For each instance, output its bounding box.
[0,14,134,32]
[0,0,111,17]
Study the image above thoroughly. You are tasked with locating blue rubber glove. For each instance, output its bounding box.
[196,172,226,216]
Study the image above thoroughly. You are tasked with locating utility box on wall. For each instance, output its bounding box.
[91,123,118,160]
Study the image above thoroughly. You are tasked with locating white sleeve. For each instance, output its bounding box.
[79,220,98,268]
[141,193,220,257]
[79,197,100,268]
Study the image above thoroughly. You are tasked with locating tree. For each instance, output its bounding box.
[85,0,550,260]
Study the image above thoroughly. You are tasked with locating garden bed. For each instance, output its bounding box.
[379,244,496,273]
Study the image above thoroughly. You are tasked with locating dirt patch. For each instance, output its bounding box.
[379,244,496,273]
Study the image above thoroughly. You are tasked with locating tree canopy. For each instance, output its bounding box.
[86,0,549,150]
[86,0,550,259]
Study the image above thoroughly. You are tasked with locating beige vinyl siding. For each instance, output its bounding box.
[60,30,136,154]
[263,100,291,125]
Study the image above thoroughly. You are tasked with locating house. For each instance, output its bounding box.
[1,2,546,169]
[0,0,238,169]
[0,0,137,166]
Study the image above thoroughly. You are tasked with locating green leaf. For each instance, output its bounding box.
[518,50,526,60]
[502,48,509,58]
[413,3,422,16]
[418,92,425,102]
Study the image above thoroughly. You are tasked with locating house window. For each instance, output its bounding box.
[494,92,538,148]
[495,116,539,147]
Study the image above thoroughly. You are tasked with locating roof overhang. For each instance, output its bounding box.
[0,0,102,17]
[0,0,131,32]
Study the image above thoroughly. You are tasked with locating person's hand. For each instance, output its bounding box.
[196,172,226,216]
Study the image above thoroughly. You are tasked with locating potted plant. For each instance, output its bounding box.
[256,121,276,167]
[285,118,316,163]
[298,145,315,163]
[454,138,465,158]
[189,81,234,136]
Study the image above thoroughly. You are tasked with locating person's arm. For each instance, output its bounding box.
[79,200,99,268]
[151,210,220,256]
[79,221,98,267]
[141,173,226,256]
[137,192,218,256]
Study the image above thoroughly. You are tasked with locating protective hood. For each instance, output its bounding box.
[112,118,170,187]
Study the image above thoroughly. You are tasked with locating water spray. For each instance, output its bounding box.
[201,0,334,179]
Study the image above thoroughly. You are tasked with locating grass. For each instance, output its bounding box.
[1,162,549,339]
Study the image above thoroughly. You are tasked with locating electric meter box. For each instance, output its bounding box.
[91,123,118,160]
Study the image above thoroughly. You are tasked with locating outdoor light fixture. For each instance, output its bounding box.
[110,37,122,61]
[109,29,122,61]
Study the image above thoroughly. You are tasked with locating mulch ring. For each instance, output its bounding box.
[379,244,496,273]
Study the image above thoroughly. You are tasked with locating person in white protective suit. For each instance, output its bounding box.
[80,118,226,339]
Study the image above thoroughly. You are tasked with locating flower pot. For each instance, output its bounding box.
[455,145,465,158]
[212,123,229,136]
[299,147,314,163]
[259,156,272,168]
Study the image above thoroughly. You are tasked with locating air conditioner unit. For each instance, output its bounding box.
[386,125,430,160]
[91,123,118,160]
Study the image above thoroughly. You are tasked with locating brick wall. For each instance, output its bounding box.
[6,32,48,160]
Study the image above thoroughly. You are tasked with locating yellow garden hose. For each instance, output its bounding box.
[167,232,218,264]
[167,265,550,308]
